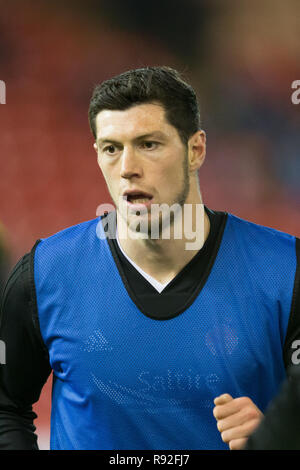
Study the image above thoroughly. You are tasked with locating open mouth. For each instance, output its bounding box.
[123,191,153,205]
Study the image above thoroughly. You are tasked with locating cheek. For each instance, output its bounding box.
[98,163,112,189]
[160,162,182,186]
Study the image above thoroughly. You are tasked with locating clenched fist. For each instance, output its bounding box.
[213,394,264,450]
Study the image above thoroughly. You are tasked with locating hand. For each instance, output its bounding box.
[213,393,263,450]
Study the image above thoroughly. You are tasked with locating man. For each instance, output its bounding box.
[0,66,299,450]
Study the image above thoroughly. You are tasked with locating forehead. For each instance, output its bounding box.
[95,103,175,141]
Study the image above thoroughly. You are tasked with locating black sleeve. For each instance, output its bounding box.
[283,237,300,370]
[243,365,300,450]
[0,241,52,450]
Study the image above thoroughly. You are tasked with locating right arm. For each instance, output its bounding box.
[0,247,52,450]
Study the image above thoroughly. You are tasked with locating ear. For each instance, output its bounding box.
[188,130,206,172]
[93,142,98,154]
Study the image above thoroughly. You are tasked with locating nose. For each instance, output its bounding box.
[120,146,142,179]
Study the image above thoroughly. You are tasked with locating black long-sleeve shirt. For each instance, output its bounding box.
[243,364,300,450]
[0,208,300,450]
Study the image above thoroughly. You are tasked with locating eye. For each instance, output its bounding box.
[103,144,118,155]
[141,141,159,150]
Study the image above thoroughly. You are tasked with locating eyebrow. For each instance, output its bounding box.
[97,131,166,146]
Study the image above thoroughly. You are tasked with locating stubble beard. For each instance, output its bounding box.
[156,154,190,237]
[120,154,190,239]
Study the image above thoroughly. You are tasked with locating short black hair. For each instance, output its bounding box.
[88,66,201,145]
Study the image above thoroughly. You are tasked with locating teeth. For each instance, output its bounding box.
[130,197,150,203]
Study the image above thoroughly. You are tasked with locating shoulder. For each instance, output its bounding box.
[224,212,298,290]
[31,217,109,286]
[226,212,297,253]
[38,217,100,246]
[34,216,101,258]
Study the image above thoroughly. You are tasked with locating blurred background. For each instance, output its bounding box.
[0,0,299,449]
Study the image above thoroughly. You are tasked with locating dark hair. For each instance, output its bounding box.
[88,66,201,145]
